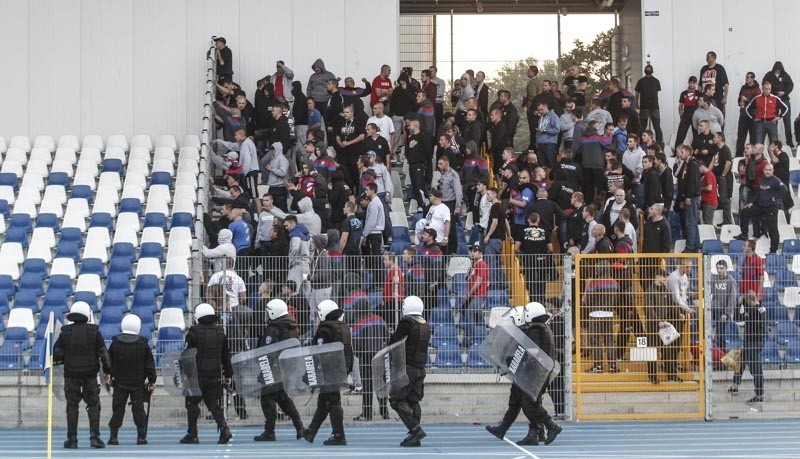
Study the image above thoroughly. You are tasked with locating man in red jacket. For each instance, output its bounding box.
[739,240,764,300]
[746,81,788,145]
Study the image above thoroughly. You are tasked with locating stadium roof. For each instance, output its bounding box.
[400,0,624,14]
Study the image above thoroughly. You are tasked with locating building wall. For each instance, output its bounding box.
[0,0,399,141]
[640,0,798,145]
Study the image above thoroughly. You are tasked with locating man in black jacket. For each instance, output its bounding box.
[644,270,685,384]
[641,155,663,211]
[302,300,353,446]
[389,296,432,446]
[253,299,305,441]
[655,152,674,211]
[108,315,156,446]
[674,145,700,252]
[736,163,786,253]
[763,61,795,147]
[54,301,112,449]
[181,303,233,445]
[729,291,767,404]
[641,203,672,282]
[405,116,433,205]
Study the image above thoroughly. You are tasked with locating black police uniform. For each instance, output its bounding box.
[182,317,233,443]
[304,310,353,445]
[254,315,305,441]
[389,313,432,446]
[108,332,156,444]
[349,292,390,421]
[518,318,562,445]
[53,313,111,448]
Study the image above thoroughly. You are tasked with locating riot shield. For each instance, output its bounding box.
[371,339,409,398]
[478,323,560,399]
[161,348,202,396]
[278,342,347,396]
[231,338,301,396]
[52,365,65,401]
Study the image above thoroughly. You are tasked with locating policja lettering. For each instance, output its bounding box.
[508,345,526,374]
[384,353,392,384]
[258,355,275,385]
[304,356,318,385]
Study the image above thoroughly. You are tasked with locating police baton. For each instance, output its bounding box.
[143,384,153,438]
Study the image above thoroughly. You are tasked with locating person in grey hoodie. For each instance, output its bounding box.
[307,233,334,334]
[202,228,236,274]
[709,258,738,347]
[264,142,289,212]
[307,58,336,122]
[284,215,311,296]
[296,196,322,236]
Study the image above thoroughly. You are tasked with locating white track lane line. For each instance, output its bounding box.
[502,436,540,459]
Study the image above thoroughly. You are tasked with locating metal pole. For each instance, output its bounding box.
[562,255,573,421]
[450,9,454,95]
[556,11,563,78]
[17,349,23,426]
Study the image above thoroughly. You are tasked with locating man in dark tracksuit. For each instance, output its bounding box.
[181,303,233,445]
[253,299,305,442]
[54,301,112,449]
[389,296,432,447]
[302,300,354,446]
[406,116,433,206]
[737,163,786,254]
[730,292,767,404]
[108,315,156,445]
[644,270,684,384]
[674,145,701,252]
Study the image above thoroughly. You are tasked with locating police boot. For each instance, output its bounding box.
[400,426,426,447]
[108,429,119,446]
[254,421,276,441]
[485,409,515,440]
[516,425,539,446]
[544,418,563,445]
[89,435,105,449]
[323,433,347,446]
[302,428,316,444]
[180,433,199,444]
[218,425,233,444]
[63,437,78,449]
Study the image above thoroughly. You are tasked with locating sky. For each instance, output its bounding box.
[435,13,616,82]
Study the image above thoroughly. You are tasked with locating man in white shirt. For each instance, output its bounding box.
[415,190,451,249]
[367,101,396,152]
[206,258,247,322]
[667,261,695,315]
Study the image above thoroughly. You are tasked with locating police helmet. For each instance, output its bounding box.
[266,299,289,320]
[317,299,340,322]
[68,301,92,321]
[523,302,548,323]
[194,303,216,321]
[402,296,424,316]
[121,314,142,335]
[505,306,527,327]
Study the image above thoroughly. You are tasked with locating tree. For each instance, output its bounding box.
[558,28,616,99]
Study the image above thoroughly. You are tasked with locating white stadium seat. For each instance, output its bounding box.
[57,135,80,152]
[82,135,104,151]
[156,135,177,151]
[33,135,55,153]
[9,136,31,152]
[131,135,152,151]
[106,135,129,152]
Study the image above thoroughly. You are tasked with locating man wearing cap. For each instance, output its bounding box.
[367,103,396,162]
[364,124,391,168]
[212,37,233,82]
[107,315,156,446]
[463,244,489,347]
[365,150,393,242]
[54,302,111,449]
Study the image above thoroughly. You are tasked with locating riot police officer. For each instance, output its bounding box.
[253,299,305,441]
[180,303,234,445]
[53,301,111,449]
[107,314,156,445]
[302,300,353,446]
[389,296,432,447]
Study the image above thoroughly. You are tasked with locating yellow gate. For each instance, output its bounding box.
[573,253,706,420]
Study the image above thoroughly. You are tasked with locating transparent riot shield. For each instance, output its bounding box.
[161,348,202,396]
[231,338,301,396]
[278,342,347,396]
[371,339,409,398]
[52,365,65,401]
[478,323,560,399]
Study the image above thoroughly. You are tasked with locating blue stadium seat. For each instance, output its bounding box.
[434,342,463,367]
[110,243,136,265]
[0,200,9,219]
[119,198,142,216]
[154,332,184,367]
[161,289,187,311]
[762,339,782,364]
[766,254,788,275]
[0,295,9,316]
[0,275,16,300]
[773,270,797,293]
[429,307,455,325]
[466,342,491,367]
[70,185,93,203]
[28,339,45,369]
[102,158,123,174]
[776,320,798,344]
[164,274,188,297]
[784,239,800,257]
[102,289,128,310]
[4,227,28,248]
[390,240,411,255]
[13,290,40,313]
[73,291,99,312]
[60,227,84,248]
[764,297,788,322]
[54,241,80,262]
[701,240,724,255]
[785,339,800,363]
[80,258,106,279]
[41,291,69,320]
[431,323,459,348]
[0,172,18,191]
[89,213,114,232]
[36,213,59,231]
[720,319,742,351]
[392,226,411,242]
[47,274,74,297]
[9,214,32,235]
[139,242,164,263]
[22,259,47,279]
[132,308,156,332]
[150,171,171,187]
[170,212,194,232]
[47,172,70,188]
[487,289,509,308]
[100,306,124,325]
[105,274,132,298]
[134,275,160,298]
[728,239,745,254]
[791,170,800,188]
[143,212,167,231]
[0,339,27,369]
[131,290,158,315]
[18,273,44,297]
[108,257,133,279]
[99,323,121,346]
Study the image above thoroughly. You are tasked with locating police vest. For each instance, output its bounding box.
[318,320,354,372]
[401,315,432,368]
[110,335,148,388]
[265,319,299,344]
[62,323,100,377]
[526,322,555,359]
[194,324,227,376]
